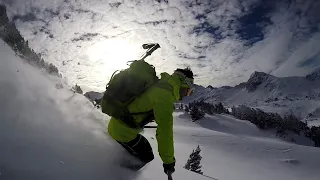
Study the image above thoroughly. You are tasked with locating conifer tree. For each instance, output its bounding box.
[190,106,205,121]
[184,145,203,175]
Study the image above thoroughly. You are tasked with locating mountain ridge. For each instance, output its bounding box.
[83,70,320,124]
[184,71,320,124]
[306,67,320,81]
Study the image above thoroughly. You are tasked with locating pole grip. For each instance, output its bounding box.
[140,43,160,61]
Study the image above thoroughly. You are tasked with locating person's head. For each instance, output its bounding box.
[173,67,194,100]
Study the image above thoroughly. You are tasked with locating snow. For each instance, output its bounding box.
[170,113,320,180]
[182,72,320,123]
[306,67,320,81]
[1,40,320,180]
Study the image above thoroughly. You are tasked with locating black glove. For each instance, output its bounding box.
[163,161,175,175]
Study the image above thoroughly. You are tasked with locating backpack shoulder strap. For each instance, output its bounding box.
[154,80,173,92]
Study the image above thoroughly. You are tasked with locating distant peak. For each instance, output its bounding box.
[306,67,320,81]
[248,71,274,83]
[249,71,271,79]
[207,85,216,90]
[246,71,276,92]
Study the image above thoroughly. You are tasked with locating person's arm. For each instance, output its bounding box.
[152,89,175,164]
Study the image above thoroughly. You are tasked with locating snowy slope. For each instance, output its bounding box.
[1,40,320,180]
[0,40,216,180]
[183,71,320,125]
[168,113,320,180]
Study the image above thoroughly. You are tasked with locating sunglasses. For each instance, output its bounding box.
[181,86,194,96]
[184,78,195,96]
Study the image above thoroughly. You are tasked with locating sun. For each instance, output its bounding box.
[86,38,142,81]
[87,38,141,69]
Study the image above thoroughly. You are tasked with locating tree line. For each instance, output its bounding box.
[0,5,60,77]
[184,100,320,147]
[181,101,229,121]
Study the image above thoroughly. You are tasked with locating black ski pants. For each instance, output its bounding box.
[117,134,154,164]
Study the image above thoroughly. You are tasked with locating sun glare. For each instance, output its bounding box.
[86,38,142,80]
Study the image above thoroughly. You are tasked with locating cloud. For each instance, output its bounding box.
[2,0,320,91]
[299,53,320,68]
[71,33,100,42]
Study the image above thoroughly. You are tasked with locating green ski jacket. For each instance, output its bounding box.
[108,72,182,164]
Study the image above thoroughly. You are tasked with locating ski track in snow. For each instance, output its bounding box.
[262,147,293,153]
[1,40,320,180]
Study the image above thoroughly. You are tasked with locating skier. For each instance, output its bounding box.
[107,67,194,176]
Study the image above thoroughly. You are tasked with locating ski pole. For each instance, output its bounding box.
[144,125,157,128]
[140,43,160,61]
[127,43,160,65]
[167,172,173,180]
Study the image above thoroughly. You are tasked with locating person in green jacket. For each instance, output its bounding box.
[107,67,194,175]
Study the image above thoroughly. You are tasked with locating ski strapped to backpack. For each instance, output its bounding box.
[100,43,160,129]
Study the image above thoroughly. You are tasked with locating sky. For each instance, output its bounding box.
[1,0,320,92]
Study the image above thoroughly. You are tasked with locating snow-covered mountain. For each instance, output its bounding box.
[83,69,320,125]
[84,91,104,101]
[183,70,320,124]
[306,67,320,81]
[1,39,320,180]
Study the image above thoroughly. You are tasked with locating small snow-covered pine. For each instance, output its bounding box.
[184,145,203,175]
[190,106,205,121]
[72,84,83,94]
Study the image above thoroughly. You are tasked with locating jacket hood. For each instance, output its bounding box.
[160,72,181,101]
